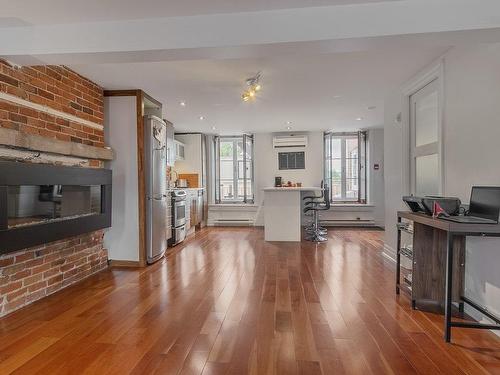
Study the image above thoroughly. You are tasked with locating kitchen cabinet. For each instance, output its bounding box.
[165,120,175,167]
[185,194,191,231]
[175,140,185,161]
[188,189,203,227]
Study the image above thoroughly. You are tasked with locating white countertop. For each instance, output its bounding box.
[263,187,322,192]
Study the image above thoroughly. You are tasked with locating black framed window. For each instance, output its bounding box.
[214,134,254,204]
[324,131,367,203]
[278,152,305,170]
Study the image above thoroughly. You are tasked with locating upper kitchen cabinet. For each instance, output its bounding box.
[165,120,175,167]
[173,133,208,189]
[175,140,185,161]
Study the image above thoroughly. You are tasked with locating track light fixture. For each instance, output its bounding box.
[242,72,262,102]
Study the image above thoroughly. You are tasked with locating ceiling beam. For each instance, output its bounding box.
[2,0,500,65]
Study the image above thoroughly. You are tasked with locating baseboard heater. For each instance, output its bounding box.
[320,219,375,227]
[212,219,254,226]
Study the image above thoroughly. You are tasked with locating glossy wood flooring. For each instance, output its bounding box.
[1,227,500,374]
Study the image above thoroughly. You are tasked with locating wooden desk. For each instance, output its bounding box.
[397,211,500,342]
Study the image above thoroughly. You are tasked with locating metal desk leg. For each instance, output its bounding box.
[444,232,454,342]
[396,217,401,295]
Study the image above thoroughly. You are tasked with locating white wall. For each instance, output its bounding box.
[103,96,140,262]
[253,132,325,225]
[369,128,385,227]
[384,43,500,326]
[174,133,202,186]
[208,130,385,227]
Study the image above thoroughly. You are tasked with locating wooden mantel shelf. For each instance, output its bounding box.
[0,127,114,161]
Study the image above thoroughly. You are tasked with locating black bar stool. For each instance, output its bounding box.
[304,185,330,242]
[303,181,326,234]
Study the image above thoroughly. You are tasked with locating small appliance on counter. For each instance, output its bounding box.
[275,177,283,187]
[175,178,188,188]
[178,173,199,188]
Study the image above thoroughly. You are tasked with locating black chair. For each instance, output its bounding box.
[303,185,330,242]
[303,181,326,233]
[303,180,324,204]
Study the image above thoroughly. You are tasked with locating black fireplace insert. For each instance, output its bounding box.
[0,161,112,254]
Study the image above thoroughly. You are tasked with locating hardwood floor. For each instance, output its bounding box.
[1,227,500,374]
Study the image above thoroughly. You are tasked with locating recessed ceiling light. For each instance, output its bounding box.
[179,101,186,107]
[356,117,363,121]
[199,116,205,120]
[286,121,292,125]
[286,126,292,130]
[211,126,216,130]
[367,106,376,110]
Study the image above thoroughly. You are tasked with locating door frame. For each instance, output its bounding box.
[401,60,445,196]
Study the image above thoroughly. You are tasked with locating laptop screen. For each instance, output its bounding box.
[469,186,500,221]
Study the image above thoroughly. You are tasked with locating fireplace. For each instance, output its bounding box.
[0,161,112,254]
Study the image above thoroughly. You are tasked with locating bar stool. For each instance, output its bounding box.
[303,181,326,234]
[304,186,330,242]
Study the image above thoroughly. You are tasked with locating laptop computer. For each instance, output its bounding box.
[442,186,500,224]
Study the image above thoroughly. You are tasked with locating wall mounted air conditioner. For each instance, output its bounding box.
[272,134,308,148]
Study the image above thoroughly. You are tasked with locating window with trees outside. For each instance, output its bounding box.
[324,131,367,203]
[214,135,254,203]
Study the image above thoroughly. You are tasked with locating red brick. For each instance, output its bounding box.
[23,273,43,286]
[0,73,19,87]
[28,281,47,293]
[0,121,19,131]
[20,125,40,136]
[15,251,34,263]
[0,281,22,294]
[19,106,39,118]
[47,274,63,286]
[0,100,19,112]
[27,289,46,303]
[43,268,59,279]
[0,257,14,267]
[11,269,31,281]
[6,85,28,99]
[0,60,108,317]
[2,263,26,276]
[7,287,27,302]
[46,282,63,295]
[5,297,27,311]
[32,263,51,275]
[24,257,44,268]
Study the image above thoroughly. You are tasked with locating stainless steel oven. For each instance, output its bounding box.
[170,190,187,246]
[174,200,186,227]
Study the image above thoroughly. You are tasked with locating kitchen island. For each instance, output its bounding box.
[263,187,322,242]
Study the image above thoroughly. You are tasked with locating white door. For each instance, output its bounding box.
[409,79,441,196]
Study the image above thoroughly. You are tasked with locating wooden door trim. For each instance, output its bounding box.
[104,89,162,267]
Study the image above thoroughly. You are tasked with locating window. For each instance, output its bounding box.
[214,135,254,203]
[278,152,305,170]
[324,131,367,203]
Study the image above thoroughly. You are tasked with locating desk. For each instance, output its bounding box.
[397,211,500,342]
[263,187,321,242]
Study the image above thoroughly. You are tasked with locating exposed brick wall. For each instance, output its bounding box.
[0,61,109,317]
[0,59,105,148]
[0,231,108,316]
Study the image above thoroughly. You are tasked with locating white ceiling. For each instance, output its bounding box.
[0,0,401,26]
[71,46,447,134]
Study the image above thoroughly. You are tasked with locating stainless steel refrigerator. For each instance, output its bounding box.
[144,115,170,263]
